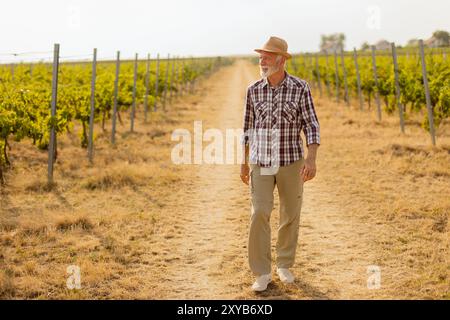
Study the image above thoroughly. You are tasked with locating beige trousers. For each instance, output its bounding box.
[248,158,305,276]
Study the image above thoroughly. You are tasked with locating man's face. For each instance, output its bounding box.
[259,51,283,78]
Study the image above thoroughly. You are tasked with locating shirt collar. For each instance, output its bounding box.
[261,70,292,89]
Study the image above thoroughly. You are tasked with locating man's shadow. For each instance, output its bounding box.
[253,278,332,300]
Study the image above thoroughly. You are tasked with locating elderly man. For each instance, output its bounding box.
[240,36,321,291]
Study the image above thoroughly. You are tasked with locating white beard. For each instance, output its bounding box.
[259,64,280,78]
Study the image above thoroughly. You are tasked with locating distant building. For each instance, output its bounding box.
[424,36,446,48]
[375,40,391,51]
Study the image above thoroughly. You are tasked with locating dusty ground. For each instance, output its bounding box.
[0,60,449,299]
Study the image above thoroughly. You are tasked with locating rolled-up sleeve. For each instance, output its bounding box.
[299,82,321,146]
[241,86,255,146]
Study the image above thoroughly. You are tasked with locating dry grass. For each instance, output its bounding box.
[297,93,450,299]
[0,75,197,299]
[0,61,449,299]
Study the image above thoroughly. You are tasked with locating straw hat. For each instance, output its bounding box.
[254,36,292,59]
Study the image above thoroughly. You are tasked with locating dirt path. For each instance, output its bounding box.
[152,60,256,299]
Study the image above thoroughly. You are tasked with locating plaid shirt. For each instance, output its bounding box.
[241,71,320,168]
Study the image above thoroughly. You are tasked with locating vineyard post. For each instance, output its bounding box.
[47,43,60,185]
[391,43,405,133]
[180,57,184,96]
[334,50,340,103]
[443,48,447,60]
[340,48,350,106]
[174,56,180,99]
[188,58,192,93]
[184,57,188,96]
[292,55,298,74]
[175,56,181,98]
[302,54,308,83]
[190,57,195,94]
[193,57,198,94]
[353,48,364,111]
[154,53,160,112]
[10,64,14,81]
[325,52,331,98]
[144,53,150,123]
[306,54,313,89]
[172,56,177,99]
[308,53,312,84]
[302,54,307,78]
[163,54,170,111]
[194,57,198,93]
[371,45,382,121]
[88,48,97,164]
[419,40,436,146]
[310,54,316,90]
[169,55,175,102]
[288,55,293,74]
[111,51,120,144]
[187,57,190,94]
[130,53,138,133]
[315,54,323,97]
[297,54,302,79]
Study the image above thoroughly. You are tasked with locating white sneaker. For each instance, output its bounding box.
[277,268,295,283]
[251,274,271,291]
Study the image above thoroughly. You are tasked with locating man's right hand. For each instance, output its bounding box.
[240,164,250,185]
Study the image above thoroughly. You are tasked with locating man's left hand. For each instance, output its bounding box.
[301,157,316,182]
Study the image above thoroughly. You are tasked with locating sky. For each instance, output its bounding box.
[1,0,449,62]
